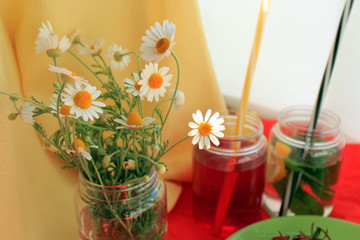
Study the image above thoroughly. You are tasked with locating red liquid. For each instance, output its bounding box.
[192,146,266,238]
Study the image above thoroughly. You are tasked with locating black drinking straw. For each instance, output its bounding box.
[279,0,354,216]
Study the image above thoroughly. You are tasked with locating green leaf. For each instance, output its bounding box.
[290,187,324,215]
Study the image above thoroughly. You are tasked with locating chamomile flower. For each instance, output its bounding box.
[114,112,154,131]
[49,93,73,118]
[38,20,53,39]
[35,34,71,57]
[70,139,97,161]
[188,109,225,150]
[140,20,176,62]
[61,83,106,121]
[124,73,142,97]
[105,44,131,71]
[20,102,35,125]
[79,38,104,56]
[139,62,172,102]
[169,89,185,109]
[48,65,88,86]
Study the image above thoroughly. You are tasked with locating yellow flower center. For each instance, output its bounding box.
[198,122,212,136]
[72,139,86,153]
[148,74,163,89]
[134,80,142,91]
[74,91,92,109]
[156,37,170,54]
[126,112,143,129]
[60,105,72,116]
[90,45,95,50]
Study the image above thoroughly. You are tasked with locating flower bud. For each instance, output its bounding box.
[84,136,91,143]
[8,113,18,120]
[156,164,166,174]
[107,167,114,172]
[53,81,62,89]
[142,175,150,183]
[100,115,108,124]
[102,155,111,163]
[122,161,130,170]
[111,171,115,177]
[110,162,116,168]
[151,144,160,155]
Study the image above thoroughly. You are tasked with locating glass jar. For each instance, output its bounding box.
[264,106,345,217]
[192,114,267,238]
[75,169,167,240]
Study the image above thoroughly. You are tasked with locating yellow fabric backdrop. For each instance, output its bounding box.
[0,0,226,239]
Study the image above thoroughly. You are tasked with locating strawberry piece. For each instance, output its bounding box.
[271,237,288,240]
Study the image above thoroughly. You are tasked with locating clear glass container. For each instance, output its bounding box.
[75,169,167,240]
[192,114,267,238]
[264,106,345,217]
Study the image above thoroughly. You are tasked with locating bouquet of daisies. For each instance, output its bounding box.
[1,19,226,240]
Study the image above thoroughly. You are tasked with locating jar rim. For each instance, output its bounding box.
[278,105,341,135]
[220,114,264,140]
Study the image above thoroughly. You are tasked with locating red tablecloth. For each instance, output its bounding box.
[167,119,360,239]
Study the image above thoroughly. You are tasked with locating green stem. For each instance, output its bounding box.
[67,50,111,93]
[77,121,117,132]
[132,131,140,175]
[161,136,190,156]
[72,120,93,182]
[0,92,48,108]
[53,57,61,85]
[123,51,142,73]
[134,153,158,166]
[151,98,171,117]
[89,158,135,240]
[138,96,144,118]
[160,50,180,132]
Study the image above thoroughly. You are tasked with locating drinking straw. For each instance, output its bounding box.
[279,0,354,216]
[213,0,271,235]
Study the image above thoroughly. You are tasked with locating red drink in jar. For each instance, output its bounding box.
[192,115,267,238]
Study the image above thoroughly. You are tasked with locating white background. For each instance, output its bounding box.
[198,0,360,142]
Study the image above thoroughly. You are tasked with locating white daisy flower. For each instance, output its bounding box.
[188,109,225,150]
[49,93,74,118]
[48,65,88,86]
[38,20,54,39]
[70,139,97,161]
[114,112,154,131]
[169,89,185,109]
[35,34,71,56]
[139,62,172,102]
[20,102,35,125]
[140,20,176,63]
[124,73,143,97]
[61,83,106,121]
[105,44,131,71]
[79,38,104,56]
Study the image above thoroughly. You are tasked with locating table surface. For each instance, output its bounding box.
[167,119,360,239]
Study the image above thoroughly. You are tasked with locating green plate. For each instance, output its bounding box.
[227,216,360,240]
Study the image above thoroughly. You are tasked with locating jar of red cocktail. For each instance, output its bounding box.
[192,114,267,238]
